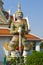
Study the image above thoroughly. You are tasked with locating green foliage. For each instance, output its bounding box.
[26,51,43,65]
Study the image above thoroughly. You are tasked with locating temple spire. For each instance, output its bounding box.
[0,0,4,10]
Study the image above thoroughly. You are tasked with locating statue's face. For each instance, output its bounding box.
[16,12,23,19]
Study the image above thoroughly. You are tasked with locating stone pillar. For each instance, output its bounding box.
[35,42,40,51]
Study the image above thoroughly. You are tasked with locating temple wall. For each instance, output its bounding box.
[0,36,11,61]
[35,42,40,51]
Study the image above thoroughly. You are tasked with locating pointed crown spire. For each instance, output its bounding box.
[18,2,21,12]
[15,1,23,19]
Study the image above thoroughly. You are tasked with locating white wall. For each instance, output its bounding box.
[0,36,11,61]
[35,42,40,51]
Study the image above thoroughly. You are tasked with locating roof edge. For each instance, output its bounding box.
[29,33,43,40]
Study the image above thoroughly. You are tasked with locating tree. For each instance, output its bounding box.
[26,51,43,65]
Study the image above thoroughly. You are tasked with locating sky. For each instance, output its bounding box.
[3,0,43,38]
